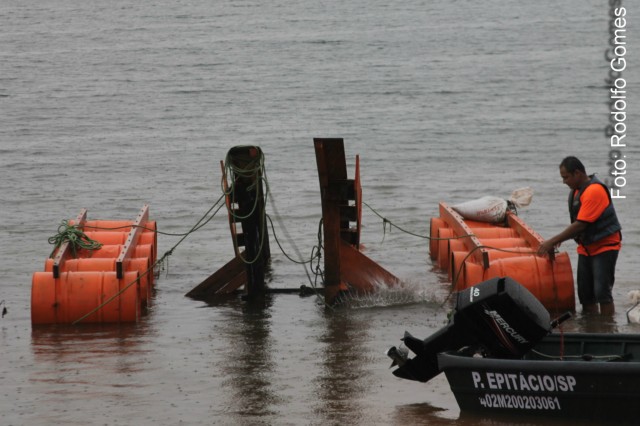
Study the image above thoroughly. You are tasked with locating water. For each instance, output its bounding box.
[1,0,640,424]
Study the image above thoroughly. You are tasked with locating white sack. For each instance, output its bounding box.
[509,187,534,208]
[452,196,508,223]
[451,187,534,223]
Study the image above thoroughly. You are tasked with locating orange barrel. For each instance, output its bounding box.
[143,221,157,245]
[447,239,468,280]
[463,220,497,229]
[43,251,121,272]
[133,244,152,261]
[62,257,151,307]
[450,251,472,290]
[44,257,112,273]
[138,232,157,283]
[83,231,128,245]
[88,244,123,259]
[31,271,140,324]
[546,251,575,313]
[84,220,133,232]
[141,221,157,264]
[437,227,455,270]
[87,244,153,289]
[486,247,535,262]
[64,258,117,272]
[127,257,152,307]
[476,238,530,249]
[429,218,447,260]
[470,228,518,239]
[482,253,575,312]
[449,239,467,253]
[463,261,485,288]
[132,244,153,286]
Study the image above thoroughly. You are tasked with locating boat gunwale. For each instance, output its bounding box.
[438,332,640,375]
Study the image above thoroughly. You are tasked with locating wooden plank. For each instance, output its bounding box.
[439,202,490,269]
[506,211,555,261]
[116,205,149,279]
[52,208,88,278]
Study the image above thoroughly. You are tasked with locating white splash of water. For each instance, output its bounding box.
[336,278,453,310]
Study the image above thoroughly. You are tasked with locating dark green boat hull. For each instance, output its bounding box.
[438,332,640,422]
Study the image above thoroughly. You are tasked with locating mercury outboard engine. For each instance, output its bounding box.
[387,277,569,383]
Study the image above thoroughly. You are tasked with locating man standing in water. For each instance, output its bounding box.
[538,156,622,315]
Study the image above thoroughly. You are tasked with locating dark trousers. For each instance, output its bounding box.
[577,249,619,305]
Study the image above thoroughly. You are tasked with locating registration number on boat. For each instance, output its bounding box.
[478,393,561,411]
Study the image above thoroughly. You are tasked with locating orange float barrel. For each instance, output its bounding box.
[450,251,471,290]
[483,253,575,312]
[462,220,496,229]
[132,244,154,287]
[437,227,455,270]
[475,237,530,249]
[429,217,447,260]
[133,244,152,263]
[469,227,518,239]
[463,261,485,289]
[84,220,133,232]
[60,257,151,307]
[447,239,468,280]
[85,243,153,260]
[44,258,55,273]
[63,258,117,271]
[486,247,535,262]
[139,233,157,286]
[126,258,152,306]
[83,231,128,245]
[88,244,123,259]
[31,271,140,324]
[142,221,157,263]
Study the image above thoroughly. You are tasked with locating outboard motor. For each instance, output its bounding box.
[387,277,567,383]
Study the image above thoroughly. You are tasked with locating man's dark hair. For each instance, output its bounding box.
[559,156,586,174]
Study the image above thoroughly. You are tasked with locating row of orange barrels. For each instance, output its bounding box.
[31,221,158,325]
[429,217,575,312]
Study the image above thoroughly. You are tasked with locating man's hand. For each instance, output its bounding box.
[537,240,558,256]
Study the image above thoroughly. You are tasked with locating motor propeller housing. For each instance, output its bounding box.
[388,277,557,383]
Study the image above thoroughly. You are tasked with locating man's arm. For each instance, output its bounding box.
[537,220,588,256]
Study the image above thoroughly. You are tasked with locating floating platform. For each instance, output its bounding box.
[31,205,157,324]
[430,203,575,313]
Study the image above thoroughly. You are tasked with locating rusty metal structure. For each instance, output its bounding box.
[188,140,402,306]
[314,138,400,305]
[187,146,271,302]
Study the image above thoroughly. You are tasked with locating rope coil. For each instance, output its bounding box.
[48,220,103,258]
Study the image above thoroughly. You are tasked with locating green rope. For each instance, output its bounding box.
[48,220,103,258]
[362,201,476,242]
[222,146,270,266]
[84,223,207,237]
